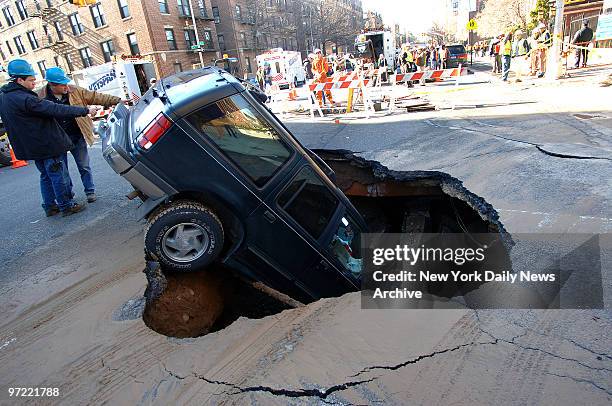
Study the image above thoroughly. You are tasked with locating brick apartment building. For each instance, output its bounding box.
[0,0,220,80]
[210,0,363,78]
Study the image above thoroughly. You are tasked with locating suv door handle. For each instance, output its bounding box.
[263,210,276,223]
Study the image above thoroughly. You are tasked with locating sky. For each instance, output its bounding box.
[361,0,445,35]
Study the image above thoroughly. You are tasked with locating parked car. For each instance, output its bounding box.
[446,44,468,68]
[102,67,366,303]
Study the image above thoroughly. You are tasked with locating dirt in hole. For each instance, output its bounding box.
[142,150,511,338]
[142,261,292,338]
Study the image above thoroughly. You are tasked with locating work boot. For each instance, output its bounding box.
[87,193,97,203]
[45,205,60,217]
[62,202,87,217]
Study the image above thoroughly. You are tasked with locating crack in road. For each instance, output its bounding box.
[546,372,612,396]
[473,311,612,373]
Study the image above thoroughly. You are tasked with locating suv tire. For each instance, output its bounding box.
[0,135,11,167]
[145,201,224,272]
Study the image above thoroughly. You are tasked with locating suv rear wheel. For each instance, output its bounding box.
[145,201,224,272]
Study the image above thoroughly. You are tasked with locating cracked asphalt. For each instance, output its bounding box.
[0,64,610,405]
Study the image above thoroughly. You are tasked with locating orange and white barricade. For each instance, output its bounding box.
[388,66,468,112]
[308,71,376,118]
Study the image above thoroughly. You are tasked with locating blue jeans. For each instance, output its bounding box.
[34,156,75,211]
[502,55,512,81]
[65,137,95,195]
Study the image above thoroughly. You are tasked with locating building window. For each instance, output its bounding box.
[5,41,13,55]
[117,0,130,19]
[184,29,195,48]
[100,39,115,62]
[46,0,53,7]
[53,55,60,67]
[26,31,40,50]
[177,0,190,17]
[3,7,16,26]
[158,0,169,14]
[15,1,28,20]
[174,62,182,73]
[197,0,206,17]
[127,33,139,55]
[245,56,252,73]
[37,60,46,78]
[202,30,211,48]
[90,3,106,28]
[79,47,93,68]
[212,6,219,23]
[64,53,74,71]
[240,32,246,48]
[217,34,225,51]
[165,29,177,50]
[235,5,241,20]
[0,46,6,62]
[282,38,286,50]
[14,36,26,55]
[54,21,64,41]
[69,13,85,35]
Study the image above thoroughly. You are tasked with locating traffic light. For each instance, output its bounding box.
[69,0,98,6]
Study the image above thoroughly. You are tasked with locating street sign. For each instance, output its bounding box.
[466,19,478,31]
[198,41,206,45]
[191,45,200,50]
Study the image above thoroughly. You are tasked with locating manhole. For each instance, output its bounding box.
[141,150,511,338]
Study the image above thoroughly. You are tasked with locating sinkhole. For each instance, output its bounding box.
[141,150,511,338]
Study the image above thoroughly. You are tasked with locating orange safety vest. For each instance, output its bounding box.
[312,57,330,77]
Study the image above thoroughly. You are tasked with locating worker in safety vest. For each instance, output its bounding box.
[312,48,335,107]
[536,23,552,77]
[512,29,530,82]
[501,31,514,82]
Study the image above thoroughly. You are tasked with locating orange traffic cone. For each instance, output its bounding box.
[288,84,298,101]
[9,147,28,169]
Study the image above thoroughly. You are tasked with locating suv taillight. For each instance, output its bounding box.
[137,113,172,150]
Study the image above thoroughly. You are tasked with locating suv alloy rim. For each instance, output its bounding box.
[161,223,210,263]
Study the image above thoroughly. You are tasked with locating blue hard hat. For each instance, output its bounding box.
[7,59,36,77]
[45,67,71,84]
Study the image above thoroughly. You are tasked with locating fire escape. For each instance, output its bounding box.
[29,4,106,70]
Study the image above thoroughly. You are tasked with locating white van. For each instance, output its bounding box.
[256,48,306,89]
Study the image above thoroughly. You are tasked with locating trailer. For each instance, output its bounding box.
[355,31,395,71]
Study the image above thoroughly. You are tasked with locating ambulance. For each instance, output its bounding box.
[256,48,306,89]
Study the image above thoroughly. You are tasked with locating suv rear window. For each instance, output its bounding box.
[448,45,466,55]
[187,95,292,187]
[277,166,338,239]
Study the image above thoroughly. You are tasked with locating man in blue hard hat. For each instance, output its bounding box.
[39,66,121,203]
[0,59,99,217]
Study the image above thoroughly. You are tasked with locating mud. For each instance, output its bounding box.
[142,150,512,338]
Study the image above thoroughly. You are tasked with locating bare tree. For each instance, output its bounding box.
[310,0,361,55]
[475,0,532,38]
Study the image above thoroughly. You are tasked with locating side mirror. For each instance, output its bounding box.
[249,87,268,104]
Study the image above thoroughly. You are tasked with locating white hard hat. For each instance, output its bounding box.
[314,48,322,54]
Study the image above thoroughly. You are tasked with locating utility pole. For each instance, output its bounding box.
[546,0,564,80]
[188,0,205,67]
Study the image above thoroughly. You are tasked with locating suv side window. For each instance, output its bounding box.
[187,95,292,187]
[277,166,338,239]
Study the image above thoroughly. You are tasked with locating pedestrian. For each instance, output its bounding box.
[440,45,448,69]
[344,54,354,72]
[0,59,98,217]
[501,31,514,82]
[303,55,313,80]
[263,62,272,92]
[312,48,335,107]
[415,48,427,86]
[377,53,388,82]
[571,20,594,69]
[430,46,439,70]
[38,67,122,203]
[488,37,500,73]
[529,30,541,76]
[536,23,552,77]
[512,29,530,82]
[256,65,265,90]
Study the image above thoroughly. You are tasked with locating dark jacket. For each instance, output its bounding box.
[572,27,594,45]
[0,81,88,161]
[303,59,313,79]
